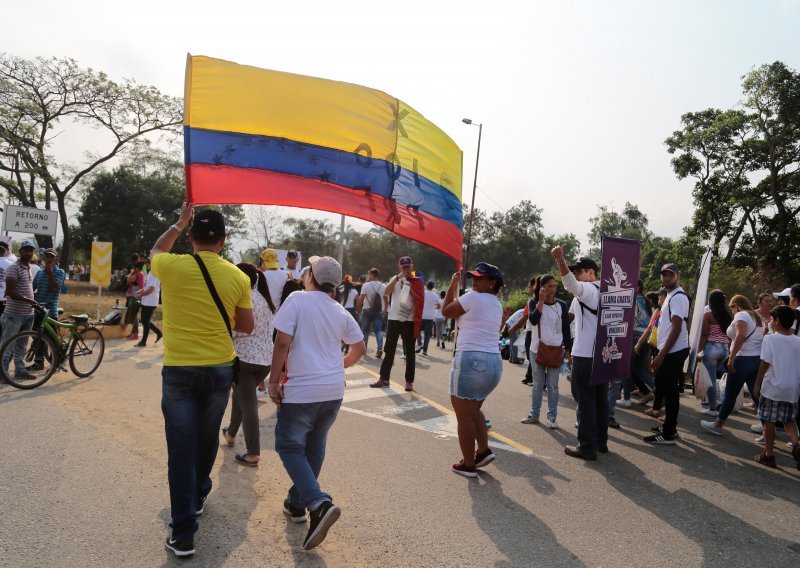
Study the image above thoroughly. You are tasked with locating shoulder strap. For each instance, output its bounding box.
[667,290,689,323]
[193,254,232,338]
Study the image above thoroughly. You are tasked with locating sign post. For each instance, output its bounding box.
[2,204,59,236]
[90,242,112,320]
[591,237,642,384]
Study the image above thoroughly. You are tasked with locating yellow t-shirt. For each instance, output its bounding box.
[152,251,252,366]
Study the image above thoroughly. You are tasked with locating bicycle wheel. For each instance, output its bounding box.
[0,331,59,389]
[68,327,105,378]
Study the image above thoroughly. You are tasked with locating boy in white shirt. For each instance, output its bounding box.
[753,305,800,469]
[268,255,365,550]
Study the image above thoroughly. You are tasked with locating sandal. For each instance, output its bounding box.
[755,451,776,468]
[235,453,259,467]
[644,408,661,418]
[221,427,235,447]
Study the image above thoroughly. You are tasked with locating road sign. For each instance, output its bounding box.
[1,204,59,236]
[91,241,112,287]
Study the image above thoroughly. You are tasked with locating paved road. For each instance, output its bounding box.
[1,340,798,567]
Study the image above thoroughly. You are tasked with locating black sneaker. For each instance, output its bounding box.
[369,380,390,388]
[283,499,306,523]
[197,494,208,516]
[521,378,532,386]
[643,433,676,445]
[608,417,621,429]
[475,448,496,468]
[375,349,383,359]
[26,363,45,371]
[165,537,195,557]
[650,426,681,439]
[304,501,341,550]
[598,445,609,454]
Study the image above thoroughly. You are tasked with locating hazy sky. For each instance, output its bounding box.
[5,0,800,251]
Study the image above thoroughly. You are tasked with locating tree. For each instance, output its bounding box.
[665,109,752,261]
[586,202,652,259]
[244,205,285,251]
[665,61,800,282]
[72,164,246,266]
[0,54,182,264]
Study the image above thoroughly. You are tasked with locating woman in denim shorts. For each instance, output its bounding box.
[442,263,504,478]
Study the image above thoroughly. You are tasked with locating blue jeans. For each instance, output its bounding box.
[0,313,34,374]
[359,308,384,351]
[530,362,559,421]
[701,342,728,410]
[416,319,434,353]
[718,355,761,423]
[161,366,233,540]
[571,356,609,451]
[627,332,655,397]
[275,399,342,511]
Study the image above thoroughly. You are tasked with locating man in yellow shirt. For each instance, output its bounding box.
[151,204,254,558]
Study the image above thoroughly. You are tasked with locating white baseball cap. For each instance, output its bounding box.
[773,287,791,298]
[308,256,342,287]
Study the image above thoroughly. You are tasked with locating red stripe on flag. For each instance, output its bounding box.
[186,164,463,263]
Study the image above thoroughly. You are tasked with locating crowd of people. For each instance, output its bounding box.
[102,205,800,559]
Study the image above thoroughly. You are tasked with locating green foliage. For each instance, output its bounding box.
[0,54,183,264]
[587,202,652,259]
[503,290,530,312]
[665,61,800,283]
[72,166,245,266]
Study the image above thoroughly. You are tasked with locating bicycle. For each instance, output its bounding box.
[0,303,105,389]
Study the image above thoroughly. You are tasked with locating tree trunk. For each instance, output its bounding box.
[57,192,71,267]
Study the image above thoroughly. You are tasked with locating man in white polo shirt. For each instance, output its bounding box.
[644,263,690,445]
[552,247,606,460]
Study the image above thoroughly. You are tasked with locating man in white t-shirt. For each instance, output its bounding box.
[283,250,302,280]
[260,248,290,310]
[644,263,690,446]
[268,255,364,550]
[356,268,386,358]
[135,263,163,346]
[371,255,424,391]
[552,248,606,461]
[415,281,439,356]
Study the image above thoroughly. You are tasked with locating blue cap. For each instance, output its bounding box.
[20,239,36,249]
[466,262,501,279]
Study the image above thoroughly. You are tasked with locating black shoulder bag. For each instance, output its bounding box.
[193,254,240,384]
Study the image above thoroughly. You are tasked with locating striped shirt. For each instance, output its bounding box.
[5,261,34,316]
[33,265,66,318]
[707,321,730,344]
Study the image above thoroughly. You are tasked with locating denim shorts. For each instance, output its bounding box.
[449,350,502,400]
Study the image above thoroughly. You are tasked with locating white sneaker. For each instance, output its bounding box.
[754,436,765,446]
[750,423,764,434]
[700,408,719,417]
[256,389,269,400]
[700,420,724,436]
[546,419,559,429]
[616,399,632,408]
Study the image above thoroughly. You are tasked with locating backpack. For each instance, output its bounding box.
[364,281,383,311]
[576,282,600,329]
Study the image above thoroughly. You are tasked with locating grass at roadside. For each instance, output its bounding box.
[58,280,162,321]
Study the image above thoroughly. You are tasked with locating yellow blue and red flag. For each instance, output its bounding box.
[183,55,463,262]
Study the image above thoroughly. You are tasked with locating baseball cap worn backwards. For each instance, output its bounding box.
[467,262,501,279]
[568,257,599,272]
[308,256,342,287]
[191,210,226,240]
[261,248,279,269]
[772,287,791,298]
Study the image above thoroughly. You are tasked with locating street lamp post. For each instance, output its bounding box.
[461,118,482,288]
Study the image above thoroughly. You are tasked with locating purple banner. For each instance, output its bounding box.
[591,236,642,385]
